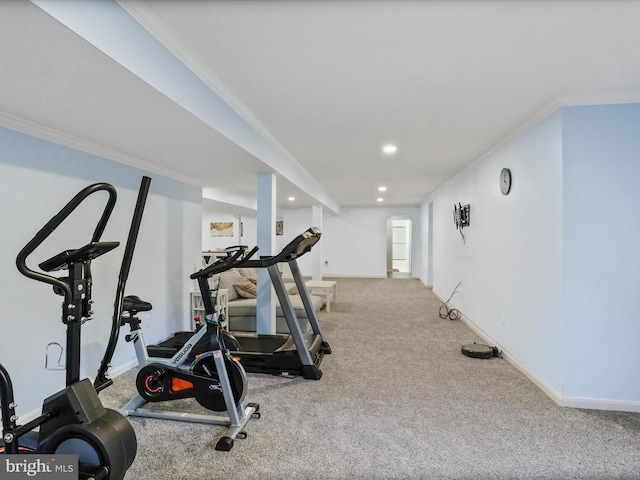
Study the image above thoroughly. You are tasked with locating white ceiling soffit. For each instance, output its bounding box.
[30,0,340,215]
[204,187,256,211]
[203,192,258,219]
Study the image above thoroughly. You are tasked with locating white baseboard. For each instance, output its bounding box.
[431,291,640,412]
[560,397,640,412]
[107,359,138,378]
[456,311,564,406]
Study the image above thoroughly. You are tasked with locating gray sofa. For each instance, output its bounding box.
[218,268,324,333]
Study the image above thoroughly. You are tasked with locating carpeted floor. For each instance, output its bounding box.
[100,277,640,479]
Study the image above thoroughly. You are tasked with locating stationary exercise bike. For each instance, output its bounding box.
[119,243,260,451]
[0,182,137,480]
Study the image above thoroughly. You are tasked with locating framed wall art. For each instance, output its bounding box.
[210,221,234,237]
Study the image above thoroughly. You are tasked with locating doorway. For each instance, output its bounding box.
[387,216,412,278]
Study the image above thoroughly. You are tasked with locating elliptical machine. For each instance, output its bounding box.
[0,182,137,480]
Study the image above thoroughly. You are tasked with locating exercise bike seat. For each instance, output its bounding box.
[123,295,153,314]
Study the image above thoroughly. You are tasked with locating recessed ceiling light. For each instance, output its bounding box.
[378,186,387,192]
[377,197,384,202]
[288,196,295,201]
[382,144,397,154]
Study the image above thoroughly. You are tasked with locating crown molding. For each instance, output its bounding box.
[422,93,640,205]
[0,112,203,187]
[117,0,340,215]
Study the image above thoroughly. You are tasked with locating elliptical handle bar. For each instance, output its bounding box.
[15,183,117,302]
[95,176,151,391]
[190,246,259,279]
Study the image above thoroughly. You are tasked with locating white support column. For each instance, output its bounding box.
[256,174,276,334]
[312,203,323,280]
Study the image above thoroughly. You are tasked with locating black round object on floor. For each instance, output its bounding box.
[461,343,497,359]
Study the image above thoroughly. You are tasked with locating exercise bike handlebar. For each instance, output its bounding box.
[15,183,117,302]
[190,245,259,279]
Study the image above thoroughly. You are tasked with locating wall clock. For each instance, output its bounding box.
[500,168,512,195]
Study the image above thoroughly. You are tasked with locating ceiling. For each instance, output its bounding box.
[2,1,640,216]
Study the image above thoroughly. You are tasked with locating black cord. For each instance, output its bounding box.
[439,282,462,321]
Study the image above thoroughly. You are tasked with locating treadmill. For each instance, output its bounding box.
[223,227,331,380]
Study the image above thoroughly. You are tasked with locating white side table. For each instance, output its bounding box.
[190,288,229,329]
[305,280,337,312]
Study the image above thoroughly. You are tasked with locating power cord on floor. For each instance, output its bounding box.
[439,281,461,321]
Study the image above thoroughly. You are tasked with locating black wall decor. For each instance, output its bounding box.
[453,203,470,228]
[453,203,470,243]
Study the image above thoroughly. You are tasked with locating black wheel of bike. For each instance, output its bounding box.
[191,353,247,412]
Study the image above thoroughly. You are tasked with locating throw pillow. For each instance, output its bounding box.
[207,277,219,290]
[219,270,244,301]
[234,277,257,299]
[238,267,257,279]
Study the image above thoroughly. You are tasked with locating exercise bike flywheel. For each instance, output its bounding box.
[192,352,247,412]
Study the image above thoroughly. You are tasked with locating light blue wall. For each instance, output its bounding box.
[281,206,422,278]
[562,104,640,405]
[423,103,640,410]
[0,127,202,415]
[427,111,565,394]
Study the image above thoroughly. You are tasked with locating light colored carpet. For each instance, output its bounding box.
[100,277,640,479]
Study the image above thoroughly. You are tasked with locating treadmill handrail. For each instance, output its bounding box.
[241,227,321,269]
[190,246,259,279]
